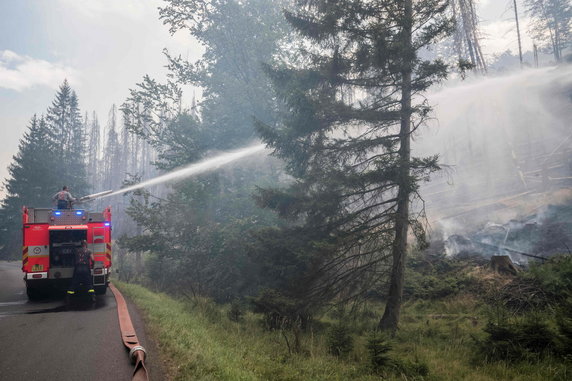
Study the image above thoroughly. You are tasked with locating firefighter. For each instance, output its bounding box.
[52,186,76,209]
[67,240,95,301]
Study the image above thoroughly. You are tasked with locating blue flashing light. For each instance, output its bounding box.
[54,211,62,216]
[75,211,83,215]
[104,222,111,227]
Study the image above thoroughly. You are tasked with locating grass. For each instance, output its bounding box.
[115,281,571,381]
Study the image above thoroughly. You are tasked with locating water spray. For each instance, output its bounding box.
[82,143,268,202]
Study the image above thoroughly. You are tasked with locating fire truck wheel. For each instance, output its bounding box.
[95,285,107,295]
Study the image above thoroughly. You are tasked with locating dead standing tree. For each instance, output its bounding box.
[451,0,487,73]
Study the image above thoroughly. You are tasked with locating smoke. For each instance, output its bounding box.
[417,66,572,260]
[418,66,572,216]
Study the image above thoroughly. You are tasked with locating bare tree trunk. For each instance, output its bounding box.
[378,0,413,334]
[513,0,523,68]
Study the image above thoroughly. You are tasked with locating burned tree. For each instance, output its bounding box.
[451,0,487,73]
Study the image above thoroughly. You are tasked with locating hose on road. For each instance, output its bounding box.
[109,283,150,381]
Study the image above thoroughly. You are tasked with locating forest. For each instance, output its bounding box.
[2,0,572,380]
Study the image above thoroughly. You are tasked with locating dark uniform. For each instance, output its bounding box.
[67,246,94,295]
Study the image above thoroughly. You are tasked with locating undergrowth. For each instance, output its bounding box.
[116,279,571,381]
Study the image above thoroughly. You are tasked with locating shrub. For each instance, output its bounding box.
[367,332,430,379]
[556,296,572,358]
[326,323,354,357]
[367,332,392,372]
[250,289,312,330]
[476,317,558,362]
[393,358,430,379]
[227,299,244,322]
[526,255,572,299]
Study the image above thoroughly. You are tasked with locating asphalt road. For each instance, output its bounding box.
[0,261,164,381]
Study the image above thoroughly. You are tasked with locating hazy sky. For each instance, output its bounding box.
[0,0,533,197]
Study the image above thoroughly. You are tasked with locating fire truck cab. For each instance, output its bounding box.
[22,207,112,299]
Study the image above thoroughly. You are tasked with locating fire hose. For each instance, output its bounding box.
[109,283,150,381]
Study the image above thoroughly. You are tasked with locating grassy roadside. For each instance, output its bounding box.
[115,281,376,381]
[115,281,570,381]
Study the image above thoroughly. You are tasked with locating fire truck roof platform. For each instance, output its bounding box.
[23,208,108,225]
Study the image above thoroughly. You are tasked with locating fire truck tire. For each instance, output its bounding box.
[95,285,107,295]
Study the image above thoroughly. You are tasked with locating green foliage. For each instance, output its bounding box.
[476,317,558,363]
[525,255,572,298]
[250,289,312,331]
[365,331,429,379]
[0,81,89,259]
[119,0,291,302]
[255,0,454,324]
[404,250,475,300]
[555,297,572,358]
[367,332,393,372]
[457,58,476,79]
[120,164,283,301]
[45,80,89,196]
[474,255,572,364]
[119,280,571,380]
[326,323,354,357]
[392,359,430,380]
[228,299,245,323]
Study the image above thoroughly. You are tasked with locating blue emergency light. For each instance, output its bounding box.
[75,211,83,216]
[54,211,62,216]
[105,222,111,227]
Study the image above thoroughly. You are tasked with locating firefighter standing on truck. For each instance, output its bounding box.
[67,240,95,300]
[52,186,76,209]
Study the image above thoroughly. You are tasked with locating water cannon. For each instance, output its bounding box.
[77,190,114,202]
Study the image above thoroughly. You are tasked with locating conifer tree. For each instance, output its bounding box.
[103,105,122,192]
[257,0,452,332]
[45,80,88,196]
[0,116,58,258]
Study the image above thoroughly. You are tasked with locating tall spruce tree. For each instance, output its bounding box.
[256,0,452,332]
[0,116,58,258]
[103,105,123,191]
[45,80,89,197]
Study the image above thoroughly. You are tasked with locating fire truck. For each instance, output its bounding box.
[22,206,112,299]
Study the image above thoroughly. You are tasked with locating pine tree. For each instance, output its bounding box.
[0,116,58,258]
[256,0,452,333]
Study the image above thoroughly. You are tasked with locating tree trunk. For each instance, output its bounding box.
[513,0,523,68]
[378,0,413,334]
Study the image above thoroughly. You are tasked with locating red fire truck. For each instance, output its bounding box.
[22,207,112,299]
